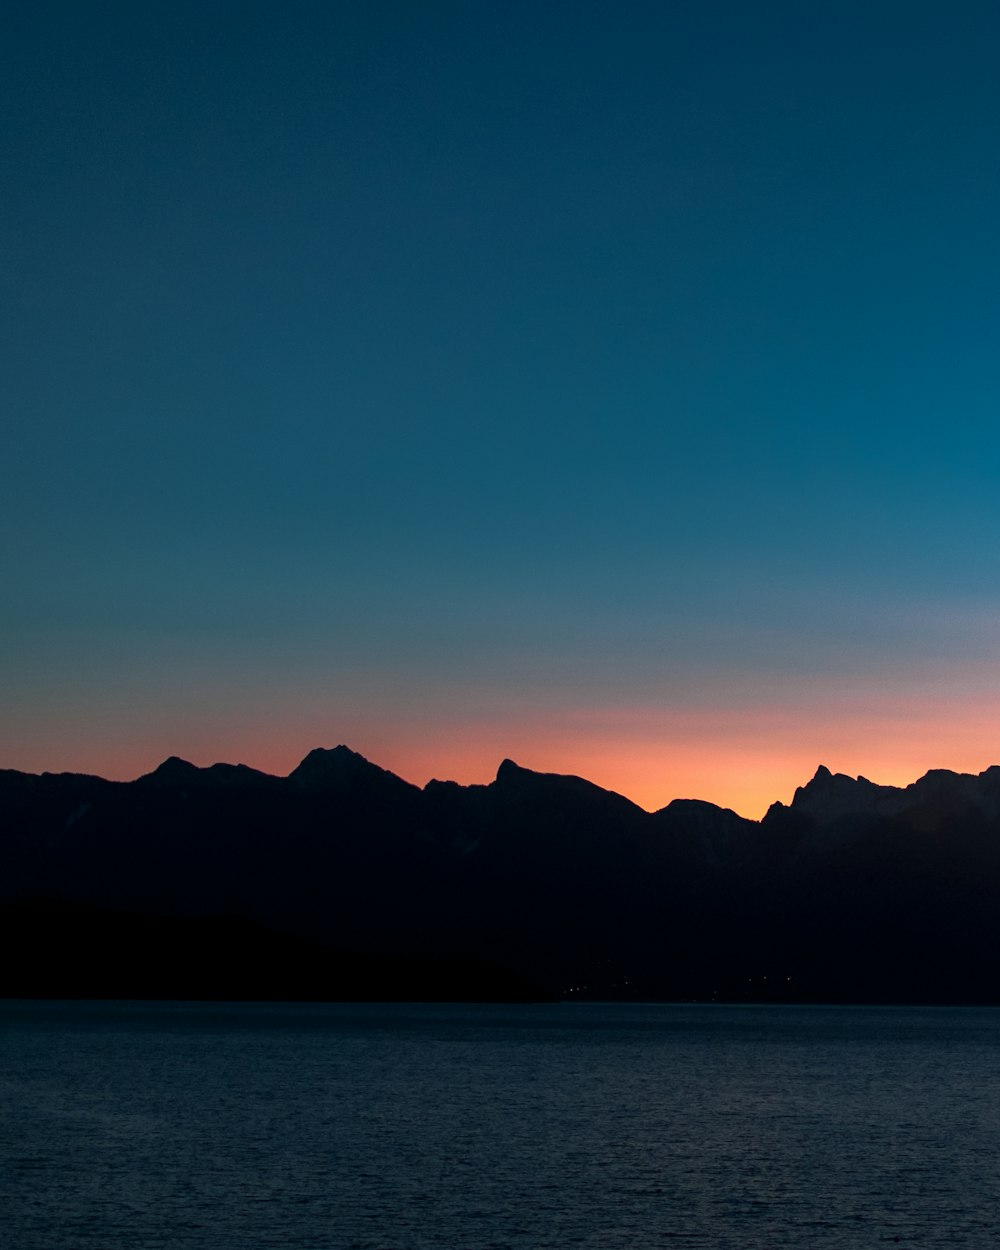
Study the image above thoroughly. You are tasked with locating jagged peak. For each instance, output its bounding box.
[804,764,877,787]
[788,764,917,825]
[289,745,372,777]
[296,744,366,766]
[288,745,413,791]
[792,765,884,805]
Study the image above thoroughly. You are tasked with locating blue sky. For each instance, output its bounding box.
[4,2,1000,813]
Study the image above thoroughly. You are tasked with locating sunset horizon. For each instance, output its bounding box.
[8,727,1000,822]
[7,4,1000,1246]
[6,4,1000,820]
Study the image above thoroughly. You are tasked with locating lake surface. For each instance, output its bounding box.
[2,1000,999,1249]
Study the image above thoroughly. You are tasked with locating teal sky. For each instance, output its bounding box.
[4,2,1000,814]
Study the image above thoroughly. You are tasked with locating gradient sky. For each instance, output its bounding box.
[4,1,1000,816]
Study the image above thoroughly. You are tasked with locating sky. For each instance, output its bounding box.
[4,1,1000,817]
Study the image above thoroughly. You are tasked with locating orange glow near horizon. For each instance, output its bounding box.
[5,681,1000,819]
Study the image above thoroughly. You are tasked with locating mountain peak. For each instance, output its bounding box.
[144,756,199,782]
[288,745,414,793]
[794,764,868,799]
[128,756,204,789]
[790,765,895,823]
[289,745,373,782]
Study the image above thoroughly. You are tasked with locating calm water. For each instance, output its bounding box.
[2,1000,999,1249]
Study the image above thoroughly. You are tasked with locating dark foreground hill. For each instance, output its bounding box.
[0,898,549,1003]
[4,748,1000,1003]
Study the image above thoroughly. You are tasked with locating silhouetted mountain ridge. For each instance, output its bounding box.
[4,749,1000,1002]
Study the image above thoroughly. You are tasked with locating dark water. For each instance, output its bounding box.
[2,1000,999,1249]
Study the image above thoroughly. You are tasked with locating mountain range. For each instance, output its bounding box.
[4,747,1000,1003]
